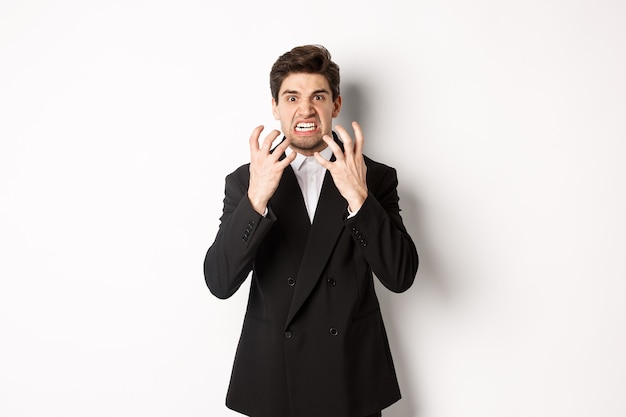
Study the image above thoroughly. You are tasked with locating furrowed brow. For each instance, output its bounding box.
[280,89,330,96]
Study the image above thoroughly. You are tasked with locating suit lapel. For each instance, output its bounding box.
[285,170,346,327]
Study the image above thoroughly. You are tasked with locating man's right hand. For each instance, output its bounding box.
[247,126,296,215]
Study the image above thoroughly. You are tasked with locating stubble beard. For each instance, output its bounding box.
[288,134,327,156]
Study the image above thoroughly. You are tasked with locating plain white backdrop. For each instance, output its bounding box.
[2,1,625,416]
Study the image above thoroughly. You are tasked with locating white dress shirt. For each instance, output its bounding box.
[286,146,333,223]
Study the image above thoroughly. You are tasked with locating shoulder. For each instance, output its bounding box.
[364,154,396,174]
[363,154,397,185]
[223,163,251,191]
[229,163,250,178]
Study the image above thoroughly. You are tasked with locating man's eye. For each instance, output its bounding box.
[314,95,324,101]
[287,96,297,102]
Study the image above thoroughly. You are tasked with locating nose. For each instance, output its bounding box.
[298,99,315,117]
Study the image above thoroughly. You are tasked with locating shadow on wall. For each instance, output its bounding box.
[377,187,422,417]
[335,81,368,133]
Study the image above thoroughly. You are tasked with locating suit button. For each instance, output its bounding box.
[329,328,339,336]
[327,277,336,286]
[284,331,292,339]
[287,277,296,287]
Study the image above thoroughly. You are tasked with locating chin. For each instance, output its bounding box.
[292,139,324,152]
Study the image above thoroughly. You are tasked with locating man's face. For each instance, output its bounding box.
[272,72,342,156]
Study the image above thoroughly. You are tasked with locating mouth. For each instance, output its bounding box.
[295,122,317,133]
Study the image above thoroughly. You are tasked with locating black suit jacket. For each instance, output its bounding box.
[204,135,418,417]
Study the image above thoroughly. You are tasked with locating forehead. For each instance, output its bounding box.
[279,72,331,95]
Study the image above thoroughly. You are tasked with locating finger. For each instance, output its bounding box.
[249,125,265,152]
[313,151,332,169]
[352,121,365,156]
[335,124,354,156]
[272,134,292,156]
[260,129,282,153]
[321,134,344,160]
[279,148,298,167]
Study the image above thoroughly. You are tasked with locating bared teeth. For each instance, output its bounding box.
[296,122,316,131]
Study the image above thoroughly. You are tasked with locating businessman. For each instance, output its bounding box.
[204,44,418,417]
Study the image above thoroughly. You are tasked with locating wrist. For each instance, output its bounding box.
[347,191,367,213]
[247,191,268,215]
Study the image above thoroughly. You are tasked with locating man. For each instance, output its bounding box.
[204,45,418,417]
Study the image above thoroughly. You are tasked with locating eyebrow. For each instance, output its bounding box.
[281,88,330,96]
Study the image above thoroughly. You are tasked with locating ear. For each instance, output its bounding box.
[332,95,342,118]
[272,98,280,120]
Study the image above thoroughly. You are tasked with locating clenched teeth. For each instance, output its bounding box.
[295,122,316,132]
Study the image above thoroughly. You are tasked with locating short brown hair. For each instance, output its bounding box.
[269,45,340,102]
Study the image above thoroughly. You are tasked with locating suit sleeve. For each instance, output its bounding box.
[204,167,276,299]
[345,166,418,293]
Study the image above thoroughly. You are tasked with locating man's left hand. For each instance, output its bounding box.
[314,121,368,213]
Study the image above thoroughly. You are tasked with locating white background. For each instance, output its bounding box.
[2,1,625,416]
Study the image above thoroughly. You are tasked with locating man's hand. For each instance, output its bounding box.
[247,126,296,215]
[314,121,368,213]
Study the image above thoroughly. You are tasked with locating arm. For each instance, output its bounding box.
[315,122,418,293]
[346,166,418,293]
[203,168,276,299]
[204,126,295,299]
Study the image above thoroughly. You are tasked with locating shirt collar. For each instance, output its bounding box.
[287,144,333,171]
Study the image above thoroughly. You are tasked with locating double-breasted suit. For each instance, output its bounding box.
[204,135,419,417]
